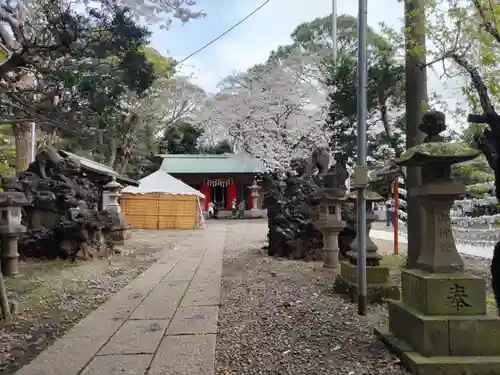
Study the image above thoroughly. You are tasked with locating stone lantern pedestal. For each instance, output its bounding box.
[314,188,346,269]
[376,111,500,374]
[335,191,399,303]
[0,178,28,276]
[104,178,128,245]
[247,180,263,218]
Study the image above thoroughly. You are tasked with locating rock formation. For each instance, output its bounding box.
[15,147,118,260]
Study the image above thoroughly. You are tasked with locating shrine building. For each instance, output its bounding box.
[158,154,266,212]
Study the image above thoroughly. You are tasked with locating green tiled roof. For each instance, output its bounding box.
[159,153,267,174]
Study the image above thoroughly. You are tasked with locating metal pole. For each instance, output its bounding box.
[394,177,399,255]
[30,122,36,163]
[332,0,337,61]
[356,0,368,316]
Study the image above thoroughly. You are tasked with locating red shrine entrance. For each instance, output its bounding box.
[199,177,254,211]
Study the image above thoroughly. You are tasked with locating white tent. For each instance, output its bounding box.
[122,171,204,198]
[120,171,205,229]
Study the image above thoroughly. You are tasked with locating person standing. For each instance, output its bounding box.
[231,198,237,219]
[208,201,215,218]
[385,195,395,226]
[237,200,245,219]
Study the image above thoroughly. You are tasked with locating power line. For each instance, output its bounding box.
[177,0,271,65]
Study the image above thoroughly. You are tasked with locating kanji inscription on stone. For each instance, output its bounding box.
[447,283,471,311]
[439,227,452,239]
[437,211,454,252]
[437,211,449,223]
[439,242,453,252]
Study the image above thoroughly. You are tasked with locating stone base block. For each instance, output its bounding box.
[334,275,400,304]
[123,228,132,240]
[387,299,500,357]
[249,209,264,218]
[401,269,486,315]
[375,326,500,375]
[340,261,390,284]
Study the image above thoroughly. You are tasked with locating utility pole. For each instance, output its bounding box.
[404,0,427,268]
[332,0,337,61]
[354,0,368,316]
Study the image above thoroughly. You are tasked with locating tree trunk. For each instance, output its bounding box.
[119,153,130,175]
[405,0,427,270]
[13,122,31,172]
[108,138,117,168]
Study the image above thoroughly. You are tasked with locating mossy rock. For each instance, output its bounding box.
[396,142,480,166]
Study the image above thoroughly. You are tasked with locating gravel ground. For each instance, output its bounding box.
[0,229,185,375]
[215,220,408,375]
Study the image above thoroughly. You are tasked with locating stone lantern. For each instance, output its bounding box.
[104,178,127,244]
[0,178,28,276]
[314,186,346,269]
[334,190,399,302]
[377,111,500,373]
[347,190,385,265]
[247,179,262,218]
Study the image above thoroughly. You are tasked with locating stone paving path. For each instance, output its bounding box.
[15,225,226,375]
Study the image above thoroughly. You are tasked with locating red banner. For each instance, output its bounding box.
[247,186,253,209]
[227,184,236,210]
[200,185,210,211]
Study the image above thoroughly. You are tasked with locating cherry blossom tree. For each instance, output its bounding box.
[197,59,329,170]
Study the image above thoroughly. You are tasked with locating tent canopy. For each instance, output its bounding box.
[122,171,204,199]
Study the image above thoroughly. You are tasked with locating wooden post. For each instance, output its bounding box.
[394,177,399,255]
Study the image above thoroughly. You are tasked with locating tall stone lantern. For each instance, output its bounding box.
[347,190,385,265]
[335,190,399,302]
[314,177,346,269]
[104,178,127,245]
[377,111,500,374]
[0,178,28,276]
[247,179,262,218]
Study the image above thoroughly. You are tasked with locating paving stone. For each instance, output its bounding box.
[190,275,221,290]
[130,280,189,320]
[134,262,177,282]
[99,319,168,355]
[163,267,197,281]
[180,285,221,307]
[198,262,222,272]
[14,337,104,375]
[92,295,143,320]
[65,311,124,338]
[175,257,203,271]
[184,249,207,258]
[190,280,221,293]
[166,306,218,335]
[192,270,222,284]
[121,278,160,297]
[148,334,216,375]
[81,354,153,375]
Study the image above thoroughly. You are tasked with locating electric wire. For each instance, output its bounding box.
[176,0,271,65]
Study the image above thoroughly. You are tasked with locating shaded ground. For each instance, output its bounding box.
[0,230,183,374]
[216,220,408,375]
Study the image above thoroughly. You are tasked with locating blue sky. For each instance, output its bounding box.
[147,0,466,129]
[149,0,405,92]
